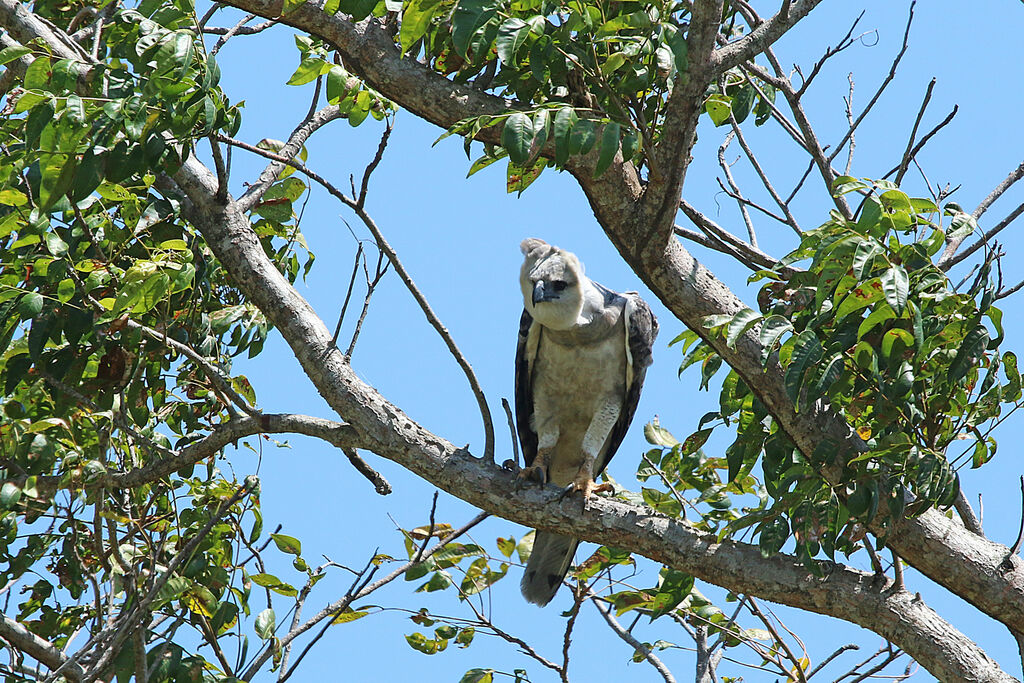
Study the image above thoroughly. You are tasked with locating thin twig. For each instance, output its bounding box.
[806,643,858,678]
[208,12,256,57]
[728,107,801,234]
[843,73,855,175]
[953,489,984,536]
[717,131,757,243]
[827,1,917,166]
[342,448,391,495]
[331,242,364,347]
[501,397,521,468]
[941,202,1024,271]
[219,131,497,462]
[1005,476,1024,564]
[746,598,807,683]
[974,160,1024,220]
[241,511,489,680]
[890,78,935,185]
[883,103,958,184]
[592,596,677,683]
[345,247,389,360]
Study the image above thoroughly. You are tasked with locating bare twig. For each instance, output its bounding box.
[827,1,917,166]
[717,131,757,243]
[342,448,392,495]
[241,511,490,680]
[331,242,364,347]
[806,643,858,678]
[1005,476,1024,564]
[219,131,497,462]
[889,78,935,185]
[208,12,259,57]
[843,74,855,175]
[746,598,807,683]
[501,397,520,468]
[941,202,1024,271]
[953,489,984,536]
[883,103,958,185]
[728,108,801,234]
[974,160,1024,221]
[677,199,793,274]
[592,595,677,683]
[203,19,277,36]
[344,247,389,360]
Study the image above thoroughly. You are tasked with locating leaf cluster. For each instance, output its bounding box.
[667,179,1020,567]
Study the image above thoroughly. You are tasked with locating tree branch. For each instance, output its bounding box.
[711,0,826,76]
[0,616,85,682]
[164,150,1016,681]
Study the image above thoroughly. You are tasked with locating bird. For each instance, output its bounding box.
[514,237,658,606]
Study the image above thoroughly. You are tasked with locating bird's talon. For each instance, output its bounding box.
[515,465,547,490]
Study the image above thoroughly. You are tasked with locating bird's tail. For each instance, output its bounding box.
[520,532,579,606]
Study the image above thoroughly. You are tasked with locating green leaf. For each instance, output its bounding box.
[496,17,530,63]
[880,328,914,361]
[37,153,76,210]
[593,121,620,178]
[287,57,328,86]
[552,107,577,167]
[725,309,761,350]
[0,45,30,66]
[249,573,298,597]
[326,66,351,104]
[270,533,302,556]
[880,266,909,315]
[705,94,731,126]
[452,0,498,57]
[19,292,44,319]
[501,112,533,165]
[851,239,883,279]
[949,324,990,382]
[834,277,884,321]
[643,421,678,447]
[784,330,822,405]
[0,189,28,206]
[459,669,494,683]
[731,84,754,123]
[401,0,446,52]
[568,118,597,156]
[811,354,844,397]
[758,315,793,363]
[506,158,545,195]
[254,608,275,639]
[758,517,788,557]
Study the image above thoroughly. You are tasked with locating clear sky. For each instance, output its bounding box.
[204,0,1024,679]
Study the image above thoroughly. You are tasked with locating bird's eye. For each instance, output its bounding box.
[552,280,568,292]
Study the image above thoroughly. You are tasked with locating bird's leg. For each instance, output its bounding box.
[516,427,558,488]
[561,401,620,507]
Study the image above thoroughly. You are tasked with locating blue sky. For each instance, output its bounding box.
[205,0,1024,679]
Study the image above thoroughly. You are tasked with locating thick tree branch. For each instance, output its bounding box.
[163,152,1015,681]
[711,0,826,76]
[0,616,85,682]
[180,0,1024,652]
[637,0,722,251]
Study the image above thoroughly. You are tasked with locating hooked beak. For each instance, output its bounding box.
[532,280,558,305]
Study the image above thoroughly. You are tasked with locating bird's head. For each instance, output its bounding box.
[519,238,585,330]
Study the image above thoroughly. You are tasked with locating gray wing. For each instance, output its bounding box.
[594,290,658,477]
[514,309,539,467]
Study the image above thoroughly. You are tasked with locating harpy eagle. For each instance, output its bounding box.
[515,238,658,606]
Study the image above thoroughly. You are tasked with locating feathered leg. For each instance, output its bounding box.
[561,400,620,506]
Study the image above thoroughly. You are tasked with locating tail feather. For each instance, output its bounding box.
[520,532,579,606]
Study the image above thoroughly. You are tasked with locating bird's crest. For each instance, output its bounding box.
[520,238,584,278]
